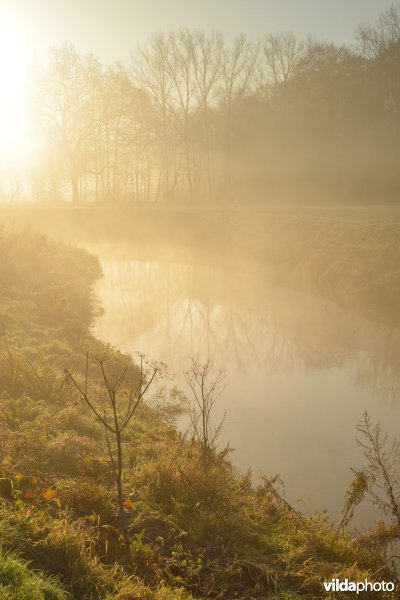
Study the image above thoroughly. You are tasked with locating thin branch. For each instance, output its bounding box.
[99,361,115,405]
[121,367,158,430]
[64,368,115,433]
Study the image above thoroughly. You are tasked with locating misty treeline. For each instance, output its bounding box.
[7,4,400,203]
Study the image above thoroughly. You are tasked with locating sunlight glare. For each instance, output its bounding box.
[0,14,32,160]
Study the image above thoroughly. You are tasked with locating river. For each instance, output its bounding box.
[88,241,400,527]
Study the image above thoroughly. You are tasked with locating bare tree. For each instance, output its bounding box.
[31,45,103,203]
[167,29,199,201]
[356,4,400,139]
[134,33,174,201]
[92,64,154,203]
[220,35,259,196]
[188,31,224,199]
[356,4,400,60]
[262,32,305,86]
[184,360,226,473]
[65,355,158,566]
[221,35,259,107]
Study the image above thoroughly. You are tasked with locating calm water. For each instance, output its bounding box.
[89,243,400,526]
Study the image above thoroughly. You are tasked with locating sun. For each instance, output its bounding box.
[0,14,32,160]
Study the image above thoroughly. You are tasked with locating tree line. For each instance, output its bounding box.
[4,3,400,204]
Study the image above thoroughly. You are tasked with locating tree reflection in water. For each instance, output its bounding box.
[94,257,400,403]
[90,250,400,521]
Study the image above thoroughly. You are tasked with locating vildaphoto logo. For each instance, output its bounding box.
[323,579,395,594]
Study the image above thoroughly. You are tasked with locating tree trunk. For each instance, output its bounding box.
[70,170,80,204]
[115,428,133,567]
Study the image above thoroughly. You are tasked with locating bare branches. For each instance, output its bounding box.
[356,5,400,59]
[31,45,104,203]
[64,355,159,567]
[64,364,114,433]
[221,34,259,107]
[167,30,198,116]
[187,31,224,108]
[65,356,158,434]
[262,32,305,85]
[184,359,227,472]
[355,412,400,529]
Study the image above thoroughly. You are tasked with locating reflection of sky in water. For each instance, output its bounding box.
[93,255,400,526]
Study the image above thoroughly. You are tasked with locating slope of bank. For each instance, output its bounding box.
[0,227,397,599]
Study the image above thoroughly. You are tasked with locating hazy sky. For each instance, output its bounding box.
[3,0,397,64]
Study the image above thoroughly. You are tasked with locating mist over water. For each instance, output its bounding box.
[3,2,400,593]
[89,242,400,525]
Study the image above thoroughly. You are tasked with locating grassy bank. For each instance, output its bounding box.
[0,227,398,598]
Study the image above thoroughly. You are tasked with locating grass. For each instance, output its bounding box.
[0,226,398,598]
[0,548,68,599]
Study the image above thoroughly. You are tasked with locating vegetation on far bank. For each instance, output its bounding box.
[2,204,400,323]
[0,227,399,599]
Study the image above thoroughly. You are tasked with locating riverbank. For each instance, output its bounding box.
[1,203,400,324]
[0,228,398,597]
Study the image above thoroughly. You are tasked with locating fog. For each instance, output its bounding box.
[2,3,400,595]
[2,6,400,204]
[81,237,398,521]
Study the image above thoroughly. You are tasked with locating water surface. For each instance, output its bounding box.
[90,243,400,525]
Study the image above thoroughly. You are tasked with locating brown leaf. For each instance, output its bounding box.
[41,488,58,501]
